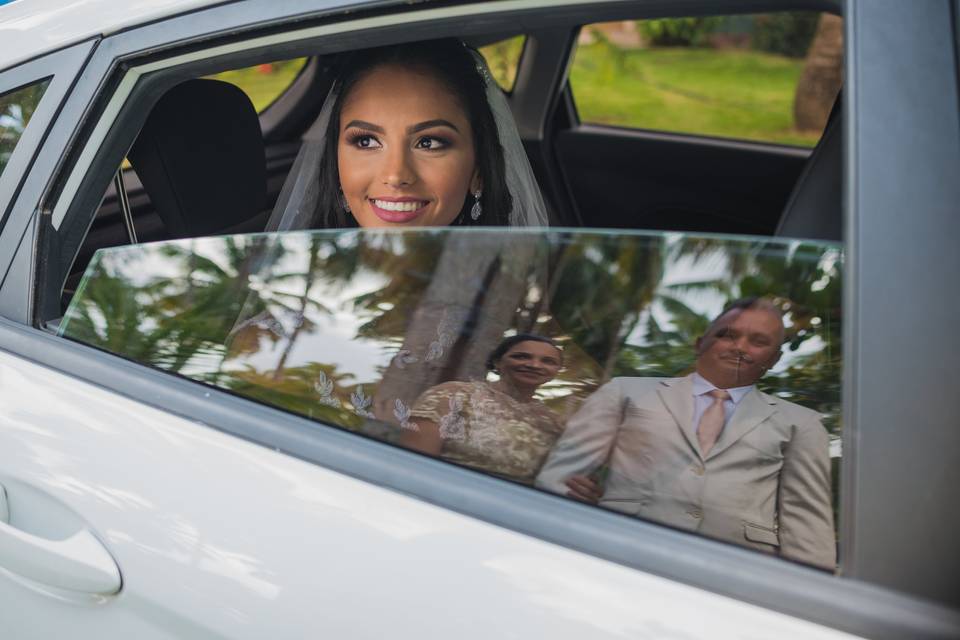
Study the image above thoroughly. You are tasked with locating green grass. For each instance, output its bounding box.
[570,43,819,147]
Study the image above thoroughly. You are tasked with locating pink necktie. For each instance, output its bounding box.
[697,389,730,456]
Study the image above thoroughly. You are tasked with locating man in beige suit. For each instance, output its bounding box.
[536,298,836,569]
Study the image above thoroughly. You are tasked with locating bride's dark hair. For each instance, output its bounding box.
[316,38,512,227]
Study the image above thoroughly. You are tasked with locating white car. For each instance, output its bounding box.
[1,0,958,638]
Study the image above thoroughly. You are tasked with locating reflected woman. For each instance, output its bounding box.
[403,334,564,485]
[266,39,548,229]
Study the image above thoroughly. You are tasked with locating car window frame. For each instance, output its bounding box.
[0,0,957,635]
[0,40,97,242]
[564,14,840,150]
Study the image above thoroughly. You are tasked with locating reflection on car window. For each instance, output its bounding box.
[570,13,842,147]
[478,36,526,92]
[0,78,50,177]
[208,58,308,112]
[60,228,842,570]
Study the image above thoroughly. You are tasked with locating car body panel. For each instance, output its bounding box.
[0,0,225,71]
[0,350,861,639]
[841,0,960,602]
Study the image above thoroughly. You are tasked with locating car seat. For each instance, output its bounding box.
[128,78,267,239]
[775,91,842,242]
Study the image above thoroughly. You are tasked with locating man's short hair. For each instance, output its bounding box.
[718,296,783,321]
[710,296,786,343]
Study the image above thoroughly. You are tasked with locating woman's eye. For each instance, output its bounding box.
[346,132,381,149]
[415,136,448,150]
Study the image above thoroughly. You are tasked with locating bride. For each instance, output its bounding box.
[266,38,548,229]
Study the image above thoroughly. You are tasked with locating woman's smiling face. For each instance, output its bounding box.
[496,340,563,390]
[337,64,480,227]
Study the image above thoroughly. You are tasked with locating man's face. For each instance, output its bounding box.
[695,308,783,388]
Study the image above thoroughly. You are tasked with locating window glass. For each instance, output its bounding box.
[60,228,842,571]
[479,36,526,92]
[208,58,308,112]
[570,13,842,147]
[0,78,50,177]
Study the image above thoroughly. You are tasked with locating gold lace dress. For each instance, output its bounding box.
[410,381,564,485]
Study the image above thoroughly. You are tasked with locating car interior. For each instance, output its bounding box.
[63,13,843,315]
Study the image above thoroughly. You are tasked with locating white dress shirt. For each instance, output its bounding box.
[691,372,753,435]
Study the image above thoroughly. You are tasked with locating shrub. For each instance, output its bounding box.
[752,12,821,58]
[638,17,721,47]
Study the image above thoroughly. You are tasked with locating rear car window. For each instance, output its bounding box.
[0,78,50,177]
[570,13,842,147]
[478,35,526,92]
[208,58,308,112]
[59,228,843,571]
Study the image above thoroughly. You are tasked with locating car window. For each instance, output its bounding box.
[570,13,842,147]
[478,36,526,92]
[208,58,308,112]
[59,228,843,571]
[0,78,51,177]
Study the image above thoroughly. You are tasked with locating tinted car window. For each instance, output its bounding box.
[0,78,50,176]
[571,13,842,147]
[478,36,526,92]
[60,229,842,570]
[208,58,308,112]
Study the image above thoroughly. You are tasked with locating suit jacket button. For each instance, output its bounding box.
[688,509,702,519]
[691,465,705,476]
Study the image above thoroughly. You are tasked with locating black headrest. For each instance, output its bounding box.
[775,91,842,242]
[128,79,266,239]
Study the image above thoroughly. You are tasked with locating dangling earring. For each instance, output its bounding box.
[339,191,351,213]
[470,190,482,220]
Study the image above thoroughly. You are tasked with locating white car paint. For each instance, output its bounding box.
[0,352,860,639]
[0,0,223,71]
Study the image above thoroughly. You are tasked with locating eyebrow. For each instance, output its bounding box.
[343,119,461,135]
[343,119,385,133]
[408,119,460,134]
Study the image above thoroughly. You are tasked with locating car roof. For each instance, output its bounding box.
[0,0,234,71]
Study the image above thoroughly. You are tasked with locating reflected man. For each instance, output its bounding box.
[536,298,836,569]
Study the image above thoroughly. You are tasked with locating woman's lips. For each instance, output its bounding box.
[515,369,546,379]
[369,198,429,223]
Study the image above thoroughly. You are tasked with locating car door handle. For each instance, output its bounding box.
[0,484,121,595]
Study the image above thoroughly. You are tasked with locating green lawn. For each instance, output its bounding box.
[570,43,819,147]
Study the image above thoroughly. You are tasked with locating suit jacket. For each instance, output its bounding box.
[536,374,836,569]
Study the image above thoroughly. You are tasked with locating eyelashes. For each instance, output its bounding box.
[344,130,381,149]
[343,129,452,151]
[414,136,451,150]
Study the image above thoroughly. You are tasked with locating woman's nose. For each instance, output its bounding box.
[381,145,416,188]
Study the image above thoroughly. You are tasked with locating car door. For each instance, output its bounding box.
[0,227,866,640]
[0,0,958,638]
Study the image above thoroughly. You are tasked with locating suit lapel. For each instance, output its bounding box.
[706,387,777,461]
[655,375,701,460]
